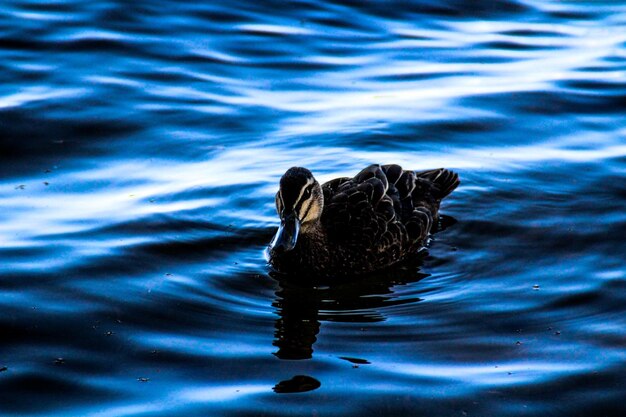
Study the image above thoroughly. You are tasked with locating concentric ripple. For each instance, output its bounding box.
[0,1,625,416]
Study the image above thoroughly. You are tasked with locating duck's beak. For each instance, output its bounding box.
[269,212,300,254]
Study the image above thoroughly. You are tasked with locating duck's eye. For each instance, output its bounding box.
[303,187,312,198]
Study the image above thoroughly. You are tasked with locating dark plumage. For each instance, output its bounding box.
[268,164,460,278]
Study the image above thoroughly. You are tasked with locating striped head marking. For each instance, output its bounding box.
[276,167,323,226]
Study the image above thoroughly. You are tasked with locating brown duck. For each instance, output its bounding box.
[268,164,460,277]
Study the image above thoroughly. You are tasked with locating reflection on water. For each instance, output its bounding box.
[1,0,626,416]
[272,258,429,360]
[271,216,454,361]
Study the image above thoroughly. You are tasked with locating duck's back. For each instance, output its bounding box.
[320,164,459,272]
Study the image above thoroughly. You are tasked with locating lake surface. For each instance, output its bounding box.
[1,1,625,416]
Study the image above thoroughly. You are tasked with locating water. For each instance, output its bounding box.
[1,1,625,415]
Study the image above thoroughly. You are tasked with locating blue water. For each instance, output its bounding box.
[1,1,625,416]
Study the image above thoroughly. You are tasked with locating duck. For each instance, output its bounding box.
[268,164,459,278]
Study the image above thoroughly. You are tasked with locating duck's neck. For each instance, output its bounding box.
[300,220,325,244]
[296,221,328,261]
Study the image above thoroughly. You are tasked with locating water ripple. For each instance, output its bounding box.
[1,0,625,416]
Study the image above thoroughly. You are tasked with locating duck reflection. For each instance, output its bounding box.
[271,256,429,360]
[270,215,456,360]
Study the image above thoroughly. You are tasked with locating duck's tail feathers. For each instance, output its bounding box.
[415,168,460,200]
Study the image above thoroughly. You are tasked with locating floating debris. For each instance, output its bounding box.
[339,356,370,365]
[0,366,7,372]
[15,185,25,190]
[533,284,540,290]
[137,377,150,382]
[104,331,114,336]
[273,375,321,394]
[516,341,522,345]
[554,331,561,336]
[54,358,65,365]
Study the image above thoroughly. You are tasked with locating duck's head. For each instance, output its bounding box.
[269,167,323,254]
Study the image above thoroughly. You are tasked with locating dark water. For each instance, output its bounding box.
[1,1,625,416]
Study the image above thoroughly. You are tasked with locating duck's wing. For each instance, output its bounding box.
[412,167,461,201]
[320,165,405,250]
[383,164,459,244]
[321,164,459,250]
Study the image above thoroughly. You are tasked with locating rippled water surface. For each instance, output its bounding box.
[1,1,625,416]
